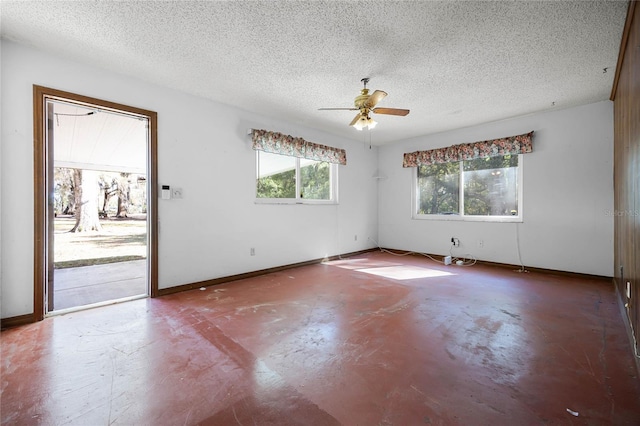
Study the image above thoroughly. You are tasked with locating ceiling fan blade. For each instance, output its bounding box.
[349,114,362,126]
[318,107,358,111]
[365,90,387,108]
[372,107,410,116]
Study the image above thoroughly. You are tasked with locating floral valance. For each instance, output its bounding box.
[403,131,534,167]
[252,129,347,165]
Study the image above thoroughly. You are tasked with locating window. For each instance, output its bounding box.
[256,151,337,203]
[416,162,460,215]
[415,154,521,221]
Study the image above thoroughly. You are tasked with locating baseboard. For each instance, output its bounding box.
[1,313,35,330]
[5,247,612,329]
[379,247,613,282]
[157,248,377,297]
[1,249,377,326]
[158,247,611,299]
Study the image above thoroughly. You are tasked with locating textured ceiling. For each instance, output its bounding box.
[0,1,628,145]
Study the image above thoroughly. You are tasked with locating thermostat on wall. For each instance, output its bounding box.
[162,185,171,200]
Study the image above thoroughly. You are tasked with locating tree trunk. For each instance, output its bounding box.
[54,167,76,215]
[66,169,76,214]
[101,192,110,216]
[101,190,115,217]
[70,169,102,232]
[116,173,130,218]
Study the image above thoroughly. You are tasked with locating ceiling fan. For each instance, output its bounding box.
[319,78,410,130]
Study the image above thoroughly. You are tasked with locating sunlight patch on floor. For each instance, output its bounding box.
[325,259,401,270]
[325,258,455,280]
[358,265,454,280]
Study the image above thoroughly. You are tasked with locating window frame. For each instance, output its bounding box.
[255,151,339,205]
[412,154,523,222]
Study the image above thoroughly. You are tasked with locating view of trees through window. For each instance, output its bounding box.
[256,153,296,199]
[417,162,460,215]
[54,167,147,232]
[463,155,518,216]
[300,160,331,199]
[256,151,332,200]
[417,154,518,217]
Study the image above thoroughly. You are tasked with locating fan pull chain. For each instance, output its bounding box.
[362,128,372,149]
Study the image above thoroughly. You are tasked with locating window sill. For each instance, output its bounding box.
[255,199,337,205]
[413,214,523,223]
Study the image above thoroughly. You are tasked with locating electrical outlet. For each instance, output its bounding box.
[478,239,484,248]
[451,237,460,247]
[354,234,358,241]
[250,248,255,256]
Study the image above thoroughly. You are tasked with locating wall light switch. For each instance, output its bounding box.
[171,188,183,199]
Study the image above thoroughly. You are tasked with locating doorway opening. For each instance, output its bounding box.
[33,86,158,319]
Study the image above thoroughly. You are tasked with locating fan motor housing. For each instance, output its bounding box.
[354,89,370,108]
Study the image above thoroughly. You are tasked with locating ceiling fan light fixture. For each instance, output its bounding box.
[321,78,409,130]
[353,118,365,131]
[352,115,376,131]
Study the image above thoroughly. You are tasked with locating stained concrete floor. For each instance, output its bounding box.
[2,252,639,425]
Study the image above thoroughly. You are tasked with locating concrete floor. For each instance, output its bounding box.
[53,260,147,311]
[2,252,639,425]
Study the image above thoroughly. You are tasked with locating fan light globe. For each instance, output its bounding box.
[353,115,376,131]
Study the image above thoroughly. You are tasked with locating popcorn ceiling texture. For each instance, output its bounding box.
[0,0,627,144]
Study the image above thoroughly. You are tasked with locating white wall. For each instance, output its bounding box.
[378,101,614,276]
[0,39,616,320]
[0,40,379,318]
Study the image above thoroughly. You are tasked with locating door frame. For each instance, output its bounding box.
[33,85,159,321]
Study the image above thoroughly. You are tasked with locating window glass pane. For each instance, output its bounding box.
[463,155,518,216]
[256,151,296,198]
[300,158,331,200]
[417,162,460,214]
